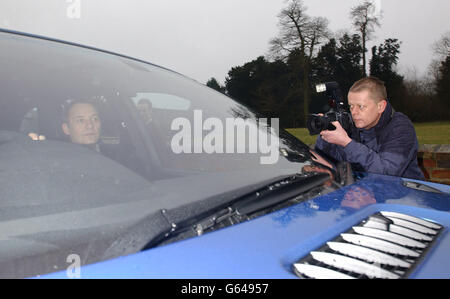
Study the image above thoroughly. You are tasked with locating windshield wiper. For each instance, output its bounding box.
[233,172,330,215]
[145,172,331,248]
[402,180,447,194]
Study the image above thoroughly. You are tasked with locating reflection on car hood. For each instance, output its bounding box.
[42,173,450,279]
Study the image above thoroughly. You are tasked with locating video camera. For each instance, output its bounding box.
[306,82,353,136]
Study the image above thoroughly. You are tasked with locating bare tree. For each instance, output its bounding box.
[269,0,329,59]
[350,0,382,76]
[428,32,450,87]
[269,0,329,122]
[432,31,450,60]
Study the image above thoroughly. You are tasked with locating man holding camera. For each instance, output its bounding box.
[313,76,425,180]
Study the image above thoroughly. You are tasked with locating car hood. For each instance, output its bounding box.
[41,173,450,279]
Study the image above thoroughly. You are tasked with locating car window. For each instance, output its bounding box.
[0,31,311,179]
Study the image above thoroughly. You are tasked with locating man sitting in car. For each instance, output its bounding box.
[29,100,102,152]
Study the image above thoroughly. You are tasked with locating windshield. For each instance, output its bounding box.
[0,30,331,278]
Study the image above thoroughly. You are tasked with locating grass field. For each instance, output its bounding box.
[286,121,450,146]
[413,122,450,145]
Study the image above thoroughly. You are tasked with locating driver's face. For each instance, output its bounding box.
[62,103,101,145]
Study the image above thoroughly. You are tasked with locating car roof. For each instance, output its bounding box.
[0,27,193,83]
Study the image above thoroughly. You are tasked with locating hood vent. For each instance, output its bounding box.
[293,211,443,279]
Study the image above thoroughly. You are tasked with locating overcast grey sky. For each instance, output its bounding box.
[1,0,449,85]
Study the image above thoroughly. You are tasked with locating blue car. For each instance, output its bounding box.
[0,28,449,280]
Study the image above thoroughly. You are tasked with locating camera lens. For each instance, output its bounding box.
[312,118,324,131]
[307,114,328,135]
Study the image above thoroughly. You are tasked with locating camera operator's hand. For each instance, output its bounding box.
[309,149,334,170]
[320,121,352,147]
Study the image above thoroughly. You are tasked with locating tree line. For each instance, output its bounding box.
[206,0,450,128]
